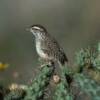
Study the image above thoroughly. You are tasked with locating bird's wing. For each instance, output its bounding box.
[41,36,68,63]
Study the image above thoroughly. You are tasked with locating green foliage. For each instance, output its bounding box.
[1,42,100,100]
[74,74,100,100]
[4,89,26,100]
[54,78,73,100]
[54,83,73,100]
[53,66,74,100]
[75,47,97,71]
[93,43,100,71]
[75,43,100,71]
[24,65,54,100]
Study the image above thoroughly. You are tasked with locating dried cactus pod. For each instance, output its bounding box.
[53,74,61,84]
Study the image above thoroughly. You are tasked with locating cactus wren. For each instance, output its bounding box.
[27,24,68,66]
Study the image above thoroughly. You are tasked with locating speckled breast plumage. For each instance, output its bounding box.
[35,34,68,65]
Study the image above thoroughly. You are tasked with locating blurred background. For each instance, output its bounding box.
[0,0,100,84]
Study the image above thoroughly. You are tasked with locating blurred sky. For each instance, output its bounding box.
[0,0,100,84]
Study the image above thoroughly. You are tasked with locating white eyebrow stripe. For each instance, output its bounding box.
[33,26,41,30]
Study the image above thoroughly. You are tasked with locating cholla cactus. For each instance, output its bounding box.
[53,67,74,100]
[93,43,100,71]
[1,43,100,100]
[75,46,97,70]
[74,73,100,100]
[98,42,100,52]
[75,43,100,82]
[24,65,55,100]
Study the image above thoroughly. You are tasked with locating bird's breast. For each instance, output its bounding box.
[36,41,47,59]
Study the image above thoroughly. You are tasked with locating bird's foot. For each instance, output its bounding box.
[40,61,54,69]
[40,63,48,68]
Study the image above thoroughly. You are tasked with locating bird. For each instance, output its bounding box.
[27,24,68,66]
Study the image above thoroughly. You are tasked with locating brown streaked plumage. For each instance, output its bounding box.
[28,24,68,66]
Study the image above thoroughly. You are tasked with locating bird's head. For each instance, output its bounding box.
[27,24,48,38]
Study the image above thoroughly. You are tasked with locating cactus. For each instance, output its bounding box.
[0,43,100,100]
